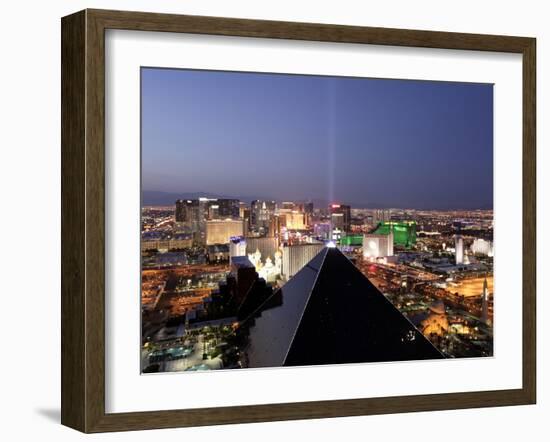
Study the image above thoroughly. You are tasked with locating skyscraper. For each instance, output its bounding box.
[455,234,464,265]
[242,208,251,235]
[281,242,325,280]
[363,230,394,259]
[329,204,351,232]
[330,213,344,231]
[250,200,276,233]
[176,198,241,244]
[304,202,314,227]
[471,238,494,257]
[175,199,202,242]
[373,221,416,248]
[268,214,283,238]
[175,199,199,224]
[206,219,244,245]
[216,198,240,219]
[284,211,306,230]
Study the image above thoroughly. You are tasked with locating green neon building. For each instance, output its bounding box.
[339,234,363,246]
[373,221,417,248]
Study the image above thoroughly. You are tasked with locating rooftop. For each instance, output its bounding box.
[230,256,255,269]
[243,247,443,367]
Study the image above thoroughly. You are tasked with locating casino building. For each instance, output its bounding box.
[363,231,394,259]
[373,221,417,248]
[205,219,244,245]
[281,242,325,280]
[241,247,443,367]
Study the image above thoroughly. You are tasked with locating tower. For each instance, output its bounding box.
[329,204,351,233]
[388,228,394,256]
[455,235,464,265]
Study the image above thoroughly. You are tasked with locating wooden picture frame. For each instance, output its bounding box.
[61,8,536,433]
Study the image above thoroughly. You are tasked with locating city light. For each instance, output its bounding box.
[139,69,494,373]
[142,201,494,373]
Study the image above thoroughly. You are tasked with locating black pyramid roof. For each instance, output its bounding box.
[243,247,443,368]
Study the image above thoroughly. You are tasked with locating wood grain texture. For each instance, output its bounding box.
[61,9,537,433]
[89,8,532,52]
[85,9,108,432]
[61,10,86,431]
[522,38,536,403]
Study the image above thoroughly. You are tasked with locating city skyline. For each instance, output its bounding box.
[140,68,494,373]
[142,68,493,210]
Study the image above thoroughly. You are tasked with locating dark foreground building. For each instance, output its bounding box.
[242,247,443,368]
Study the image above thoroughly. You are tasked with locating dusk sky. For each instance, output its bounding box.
[141,68,493,209]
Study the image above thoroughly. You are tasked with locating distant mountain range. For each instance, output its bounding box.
[142,190,377,208]
[141,190,492,211]
[142,190,275,206]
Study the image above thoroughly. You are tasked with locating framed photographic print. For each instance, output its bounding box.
[61,9,536,433]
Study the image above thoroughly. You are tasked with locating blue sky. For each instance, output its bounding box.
[141,68,493,209]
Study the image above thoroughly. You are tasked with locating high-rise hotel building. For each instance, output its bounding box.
[363,231,394,259]
[250,200,276,233]
[175,198,239,223]
[206,219,244,245]
[329,204,351,233]
[281,242,325,280]
[176,197,240,244]
[455,234,464,265]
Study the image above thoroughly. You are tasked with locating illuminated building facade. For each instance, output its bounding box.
[215,198,240,219]
[176,197,240,243]
[175,199,200,226]
[242,208,251,234]
[281,243,325,279]
[206,219,244,245]
[196,197,240,221]
[455,234,464,265]
[246,237,279,262]
[268,214,283,237]
[331,228,342,242]
[340,234,363,247]
[329,204,351,232]
[373,221,416,248]
[303,202,314,227]
[141,237,193,251]
[207,244,230,262]
[313,222,331,240]
[248,249,282,282]
[471,238,494,257]
[284,211,306,230]
[229,236,247,260]
[330,213,344,231]
[362,231,394,259]
[250,200,276,232]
